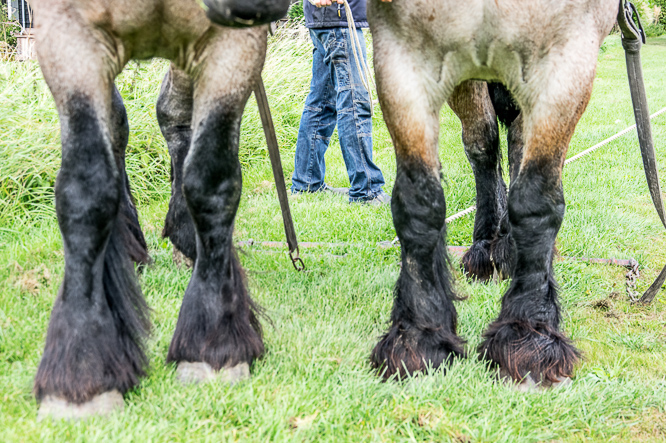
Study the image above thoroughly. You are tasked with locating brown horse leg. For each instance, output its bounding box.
[156,65,196,264]
[33,23,149,419]
[479,48,599,387]
[449,81,504,282]
[166,28,267,384]
[370,38,465,379]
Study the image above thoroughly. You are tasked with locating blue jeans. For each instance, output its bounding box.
[291,28,385,202]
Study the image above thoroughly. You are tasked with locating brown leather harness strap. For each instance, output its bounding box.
[254,77,305,271]
[618,0,666,303]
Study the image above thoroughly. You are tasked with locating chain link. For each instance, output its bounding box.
[625,259,640,302]
[289,248,306,272]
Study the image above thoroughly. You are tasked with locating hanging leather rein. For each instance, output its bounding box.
[617,0,666,303]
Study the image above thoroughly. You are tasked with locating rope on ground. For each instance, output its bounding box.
[237,240,639,270]
[445,105,666,224]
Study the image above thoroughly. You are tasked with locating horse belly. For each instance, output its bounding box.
[33,0,212,62]
[371,0,619,87]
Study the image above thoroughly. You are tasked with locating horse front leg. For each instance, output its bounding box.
[370,38,465,379]
[479,47,600,388]
[157,65,197,265]
[166,28,267,384]
[449,81,504,282]
[34,28,149,419]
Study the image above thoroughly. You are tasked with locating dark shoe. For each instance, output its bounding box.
[322,184,350,195]
[353,191,391,206]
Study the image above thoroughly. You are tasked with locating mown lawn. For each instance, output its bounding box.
[1,31,665,442]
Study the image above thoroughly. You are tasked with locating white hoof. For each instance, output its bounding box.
[176,361,250,386]
[37,390,124,421]
[500,370,571,392]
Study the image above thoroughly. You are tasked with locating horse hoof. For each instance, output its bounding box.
[37,390,124,421]
[176,361,250,386]
[499,370,572,392]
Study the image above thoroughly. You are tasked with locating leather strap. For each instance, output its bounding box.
[618,0,666,303]
[254,78,305,271]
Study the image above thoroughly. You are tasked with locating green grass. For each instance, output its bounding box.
[1,32,666,441]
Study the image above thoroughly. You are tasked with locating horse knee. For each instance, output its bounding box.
[56,96,120,240]
[181,108,244,242]
[462,119,500,166]
[392,163,446,251]
[182,149,241,209]
[509,164,564,233]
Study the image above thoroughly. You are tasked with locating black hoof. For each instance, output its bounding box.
[490,229,515,279]
[479,320,580,384]
[461,240,494,282]
[371,323,466,380]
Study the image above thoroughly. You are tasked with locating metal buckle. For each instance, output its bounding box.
[289,248,306,272]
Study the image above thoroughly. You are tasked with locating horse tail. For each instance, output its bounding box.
[487,82,521,128]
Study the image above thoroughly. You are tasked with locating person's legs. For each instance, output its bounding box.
[291,29,338,193]
[328,28,386,202]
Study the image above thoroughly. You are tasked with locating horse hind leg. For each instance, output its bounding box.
[478,46,599,388]
[487,82,523,279]
[33,29,149,419]
[156,65,196,265]
[112,87,150,267]
[449,81,504,282]
[166,29,267,384]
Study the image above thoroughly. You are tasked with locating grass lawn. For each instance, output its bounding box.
[1,31,666,441]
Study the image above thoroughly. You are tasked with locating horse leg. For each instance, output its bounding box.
[484,83,524,278]
[370,37,465,379]
[488,112,524,278]
[33,25,149,419]
[111,87,150,266]
[166,28,266,384]
[448,81,504,282]
[156,65,196,264]
[479,47,599,388]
